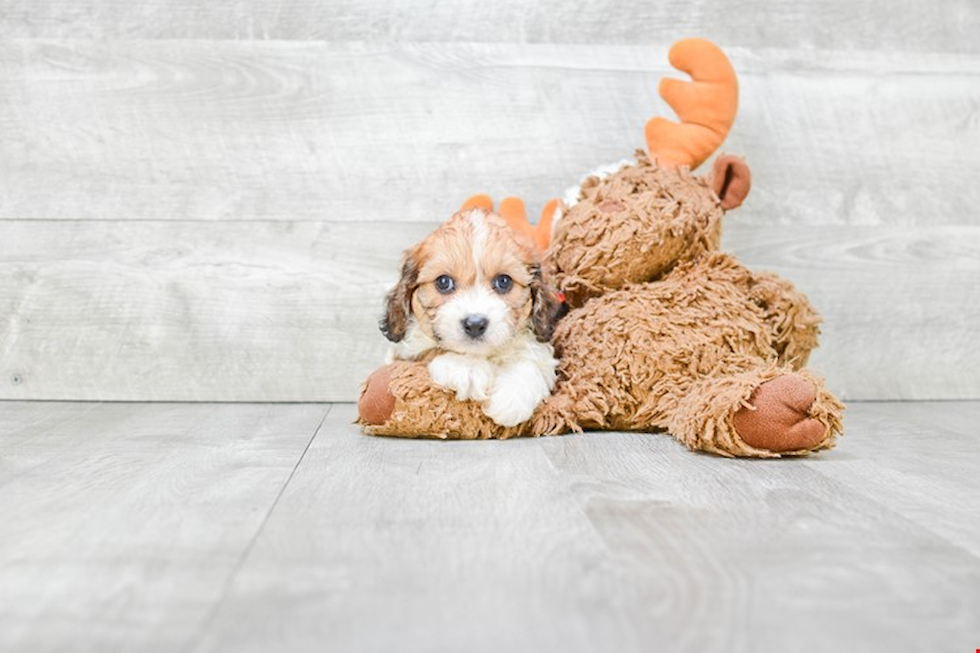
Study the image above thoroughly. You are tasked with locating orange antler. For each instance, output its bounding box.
[460,195,557,252]
[645,38,738,170]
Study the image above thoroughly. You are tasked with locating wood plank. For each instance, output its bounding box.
[0,401,329,653]
[0,219,428,401]
[532,410,980,653]
[875,400,980,438]
[1,0,976,54]
[194,403,629,653]
[723,223,980,400]
[802,401,980,558]
[193,403,980,653]
[2,220,977,401]
[0,41,977,226]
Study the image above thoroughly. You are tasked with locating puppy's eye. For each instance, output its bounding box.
[434,274,456,294]
[492,274,513,294]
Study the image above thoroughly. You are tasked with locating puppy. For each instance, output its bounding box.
[380,208,561,427]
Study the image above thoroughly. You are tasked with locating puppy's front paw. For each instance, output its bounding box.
[483,382,539,427]
[427,354,493,402]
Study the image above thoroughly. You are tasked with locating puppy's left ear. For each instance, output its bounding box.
[530,265,562,342]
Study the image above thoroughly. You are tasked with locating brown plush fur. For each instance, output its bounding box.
[358,152,844,457]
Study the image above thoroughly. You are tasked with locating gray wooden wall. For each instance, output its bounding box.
[1,1,977,402]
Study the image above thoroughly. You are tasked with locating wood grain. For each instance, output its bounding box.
[0,41,977,226]
[1,0,976,54]
[723,223,980,400]
[0,219,429,402]
[0,401,328,653]
[189,402,980,653]
[2,401,978,652]
[0,24,977,402]
[1,220,977,401]
[802,401,980,558]
[194,403,620,653]
[536,404,980,653]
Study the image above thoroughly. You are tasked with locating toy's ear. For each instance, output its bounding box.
[711,154,751,210]
[379,251,419,342]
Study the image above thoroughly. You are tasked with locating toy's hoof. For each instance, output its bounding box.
[733,374,826,452]
[358,365,396,425]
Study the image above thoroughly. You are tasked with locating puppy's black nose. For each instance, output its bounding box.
[462,314,489,339]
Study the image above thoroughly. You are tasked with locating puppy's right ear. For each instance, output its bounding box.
[379,252,419,342]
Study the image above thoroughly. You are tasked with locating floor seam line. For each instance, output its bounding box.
[182,403,333,653]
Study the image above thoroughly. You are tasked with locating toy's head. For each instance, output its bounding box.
[548,151,750,307]
[548,38,752,307]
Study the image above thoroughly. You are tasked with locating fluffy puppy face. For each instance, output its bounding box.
[381,209,558,356]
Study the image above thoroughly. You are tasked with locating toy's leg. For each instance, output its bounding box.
[358,365,398,426]
[749,271,821,368]
[528,386,584,436]
[664,365,844,458]
[529,371,628,436]
[357,361,523,439]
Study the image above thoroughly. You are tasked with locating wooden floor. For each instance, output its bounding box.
[1,401,978,652]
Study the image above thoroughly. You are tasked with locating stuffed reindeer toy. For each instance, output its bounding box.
[358,38,844,458]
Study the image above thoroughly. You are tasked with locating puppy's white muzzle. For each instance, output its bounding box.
[433,286,514,356]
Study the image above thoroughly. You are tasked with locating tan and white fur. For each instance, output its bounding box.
[380,209,560,427]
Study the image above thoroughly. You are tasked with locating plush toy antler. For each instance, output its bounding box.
[645,38,738,170]
[460,194,558,252]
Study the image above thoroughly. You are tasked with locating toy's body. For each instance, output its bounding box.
[357,39,844,457]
